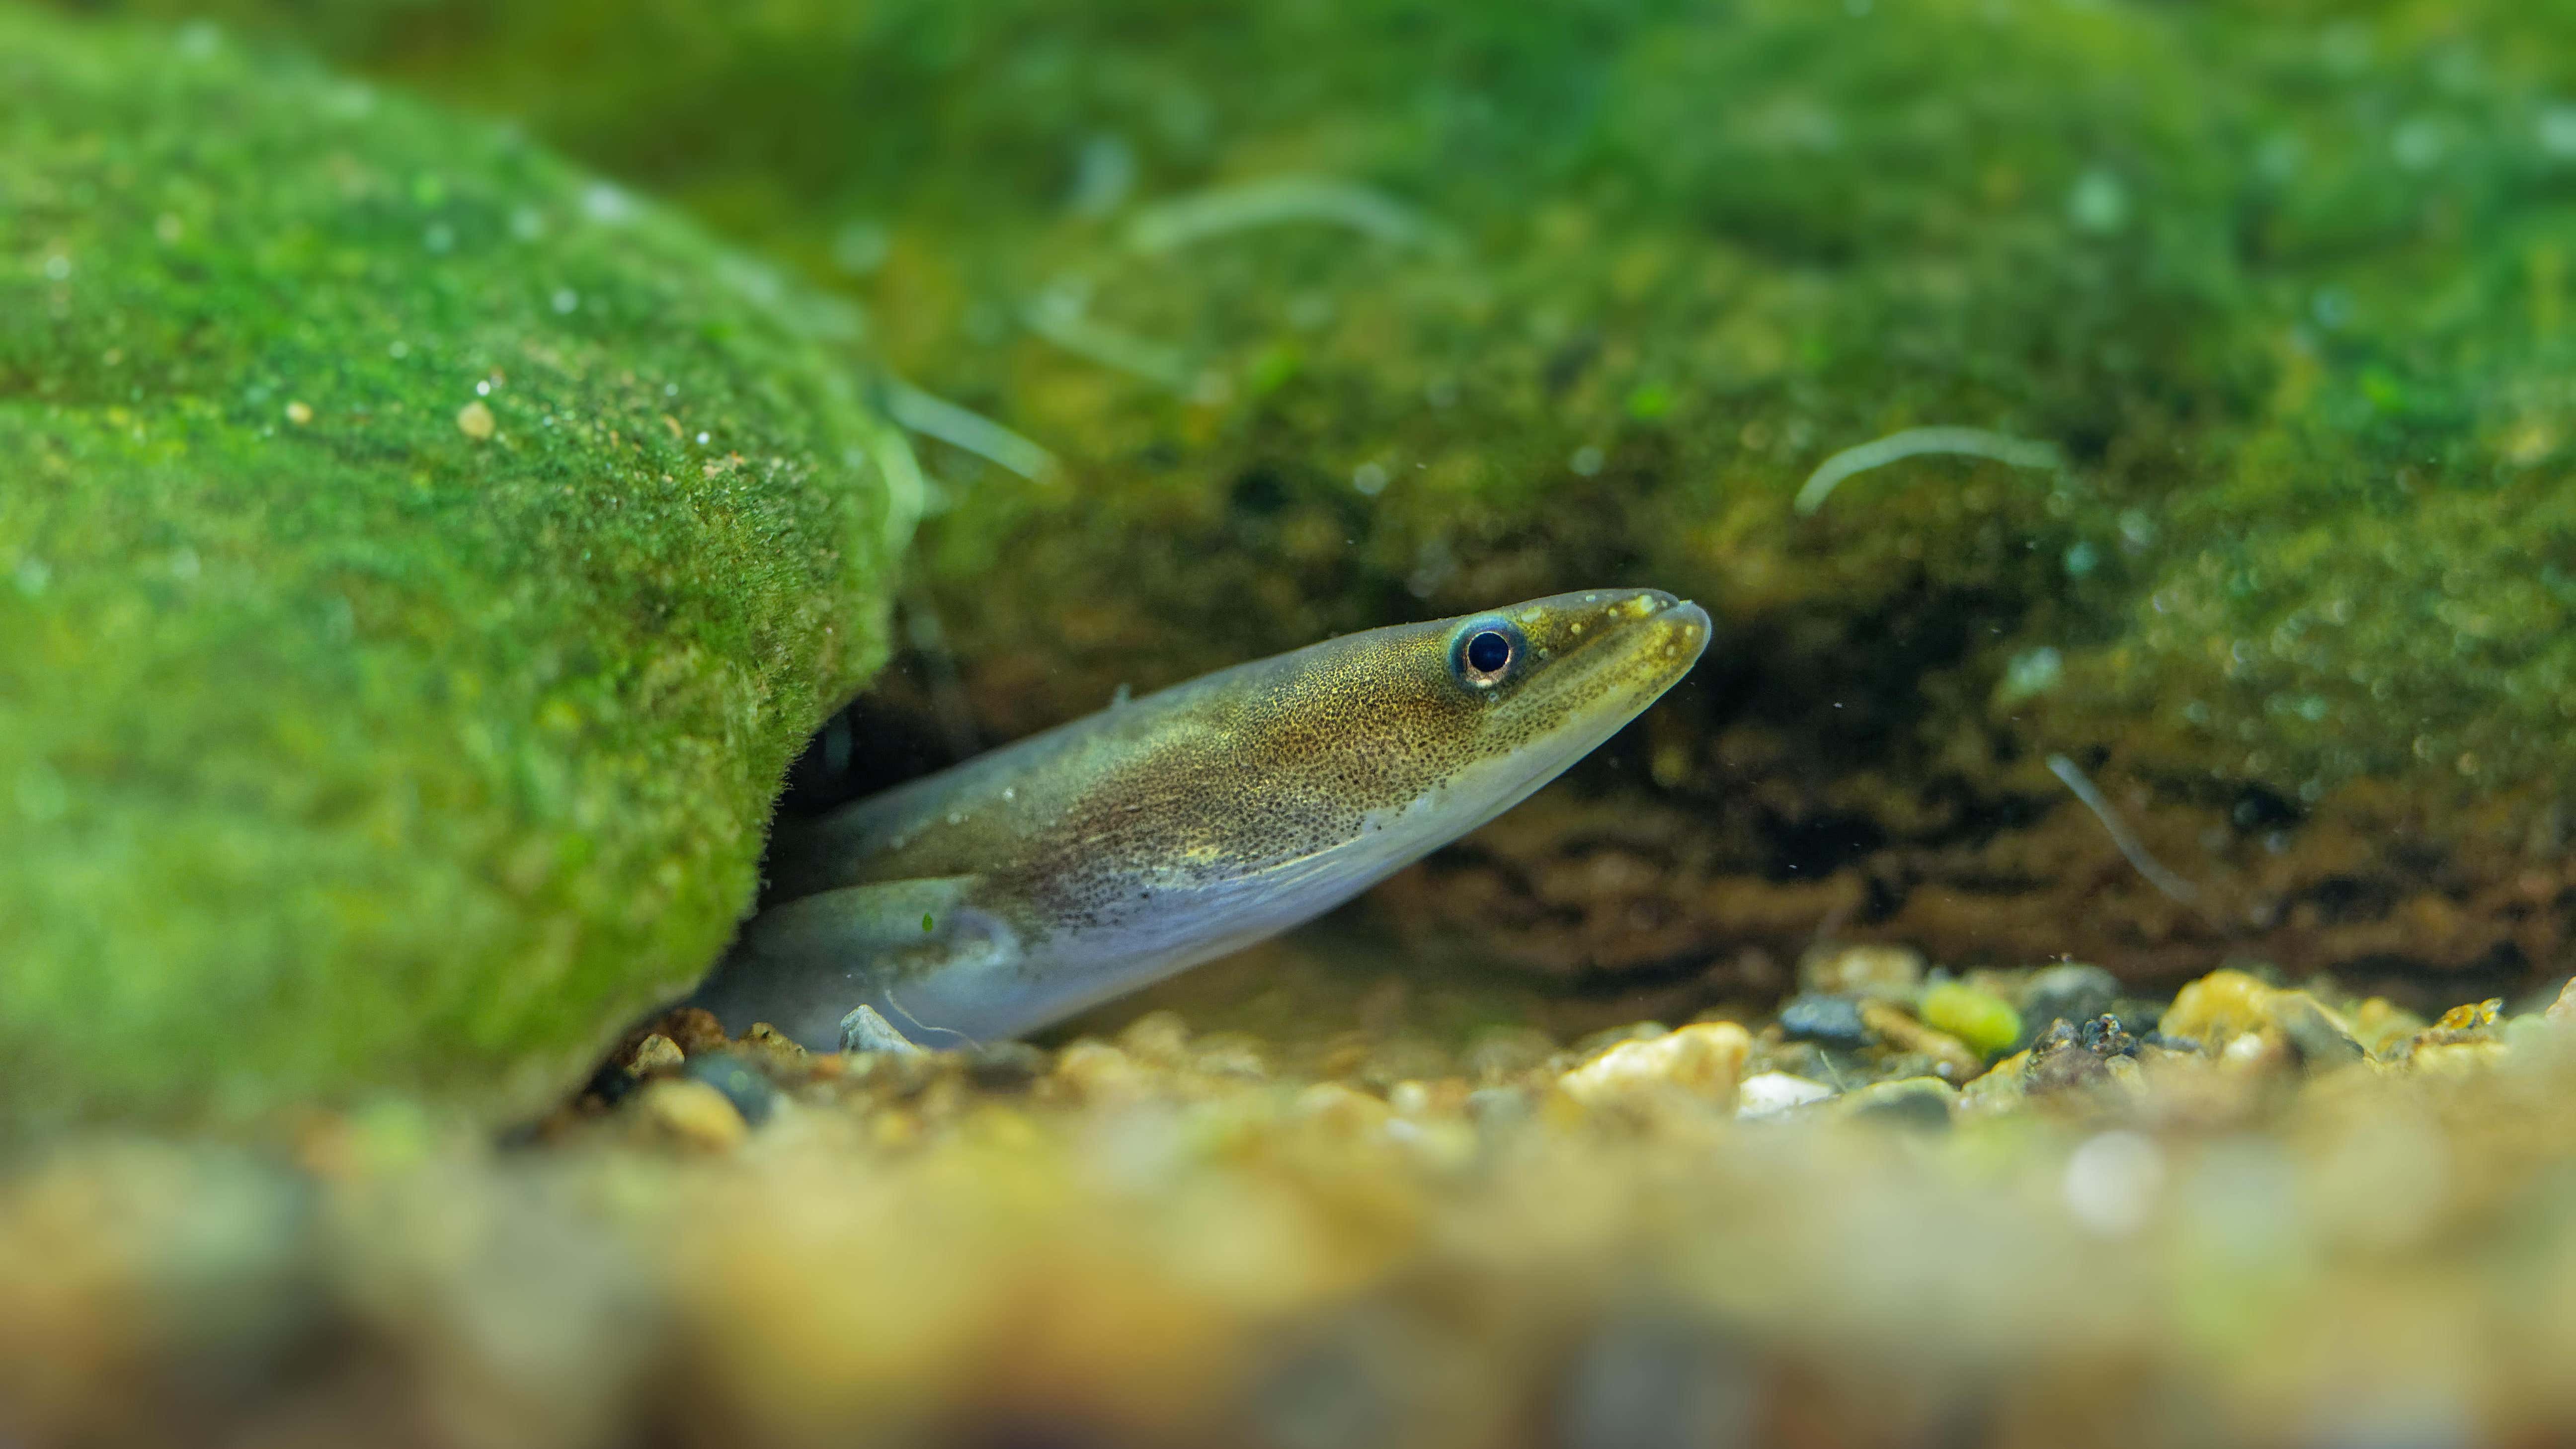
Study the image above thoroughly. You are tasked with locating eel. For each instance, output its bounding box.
[691,588,1711,1047]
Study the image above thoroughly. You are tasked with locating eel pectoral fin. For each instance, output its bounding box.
[688,876,1020,1050]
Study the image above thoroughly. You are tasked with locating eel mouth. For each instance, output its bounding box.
[1568,589,1711,702]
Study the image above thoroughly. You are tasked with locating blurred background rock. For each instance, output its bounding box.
[55,0,2576,1010]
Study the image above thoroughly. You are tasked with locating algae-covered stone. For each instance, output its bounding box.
[0,9,906,1129]
[91,0,2576,995]
[1919,982,2022,1060]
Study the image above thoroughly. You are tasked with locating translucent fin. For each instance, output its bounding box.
[688,877,1016,1050]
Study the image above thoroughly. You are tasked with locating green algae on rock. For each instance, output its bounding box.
[117,0,2576,996]
[0,8,907,1130]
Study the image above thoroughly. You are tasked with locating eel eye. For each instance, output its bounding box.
[1450,619,1525,690]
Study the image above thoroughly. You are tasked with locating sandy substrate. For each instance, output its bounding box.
[7,955,2576,1449]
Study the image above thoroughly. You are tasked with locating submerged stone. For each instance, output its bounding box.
[1919,982,2023,1059]
[1558,1022,1751,1109]
[1831,1076,1956,1131]
[1798,945,1927,1002]
[838,1005,925,1057]
[107,0,2576,1012]
[2016,964,2123,1048]
[1736,1071,1837,1119]
[0,10,904,1130]
[1776,993,1873,1050]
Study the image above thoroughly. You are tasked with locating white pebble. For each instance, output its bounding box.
[2064,1129,2165,1237]
[1735,1071,1836,1118]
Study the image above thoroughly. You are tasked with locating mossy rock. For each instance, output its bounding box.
[53,0,2576,995]
[0,7,906,1131]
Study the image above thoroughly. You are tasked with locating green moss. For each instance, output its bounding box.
[0,7,903,1129]
[39,0,2576,982]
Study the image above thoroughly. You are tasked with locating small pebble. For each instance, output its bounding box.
[1957,1052,2030,1117]
[2408,1039,2511,1076]
[2548,976,2576,1025]
[1053,1040,1148,1101]
[1559,1022,1751,1107]
[1119,1010,1193,1066]
[2016,963,2121,1047]
[1919,982,2022,1058]
[1193,1034,1270,1080]
[2022,1019,2110,1096]
[629,1033,685,1077]
[2063,1129,2164,1236]
[455,399,496,440]
[2268,993,2364,1070]
[658,1007,729,1056]
[1777,993,1873,1049]
[738,1022,811,1075]
[2078,1013,2137,1058]
[1798,943,1925,999]
[2431,998,2503,1034]
[1834,1076,1956,1130]
[2351,997,2427,1056]
[683,1053,776,1127]
[839,1004,923,1056]
[2161,968,2271,1044]
[638,1078,747,1151]
[1736,1071,1837,1118]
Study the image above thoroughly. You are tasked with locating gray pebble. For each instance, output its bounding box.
[2015,963,2121,1049]
[839,1003,925,1056]
[2273,994,2366,1070]
[1834,1077,1957,1131]
[1777,993,1872,1049]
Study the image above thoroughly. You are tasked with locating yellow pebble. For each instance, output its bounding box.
[1118,1010,1192,1066]
[628,1033,684,1077]
[283,400,313,425]
[637,1078,745,1152]
[1558,1021,1750,1107]
[2407,1040,2510,1078]
[2431,998,2503,1033]
[455,399,496,440]
[2161,968,2271,1044]
[1055,1040,1149,1102]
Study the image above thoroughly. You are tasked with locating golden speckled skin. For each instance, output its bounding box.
[696,589,1709,1045]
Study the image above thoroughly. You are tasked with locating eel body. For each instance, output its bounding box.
[692,588,1710,1046]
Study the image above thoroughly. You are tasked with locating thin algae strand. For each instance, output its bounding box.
[1794,426,2064,515]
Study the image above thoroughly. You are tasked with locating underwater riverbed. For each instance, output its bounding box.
[14,953,2576,1446]
[10,0,2576,1445]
